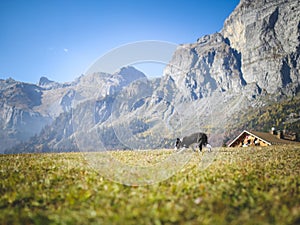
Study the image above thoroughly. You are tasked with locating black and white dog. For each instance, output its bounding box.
[175,132,212,152]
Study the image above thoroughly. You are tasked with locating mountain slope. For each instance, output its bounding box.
[3,0,300,153]
[0,79,52,152]
[1,67,146,153]
[224,95,300,144]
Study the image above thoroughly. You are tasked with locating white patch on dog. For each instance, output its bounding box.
[206,144,212,152]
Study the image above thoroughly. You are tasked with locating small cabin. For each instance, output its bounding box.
[228,128,298,147]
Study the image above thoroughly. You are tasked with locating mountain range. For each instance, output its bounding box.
[2,0,300,153]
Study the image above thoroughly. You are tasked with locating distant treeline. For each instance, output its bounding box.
[224,95,300,144]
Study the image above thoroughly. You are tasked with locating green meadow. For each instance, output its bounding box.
[1,146,299,225]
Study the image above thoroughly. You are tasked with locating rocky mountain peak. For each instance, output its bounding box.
[38,76,54,86]
[197,33,228,46]
[115,66,146,80]
[38,76,67,90]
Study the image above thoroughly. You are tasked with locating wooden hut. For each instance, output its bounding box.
[228,129,298,147]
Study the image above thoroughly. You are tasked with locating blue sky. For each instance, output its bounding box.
[0,0,240,83]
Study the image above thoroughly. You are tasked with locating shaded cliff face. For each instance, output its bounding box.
[222,0,300,95]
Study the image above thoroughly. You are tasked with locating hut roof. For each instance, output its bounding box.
[228,130,299,147]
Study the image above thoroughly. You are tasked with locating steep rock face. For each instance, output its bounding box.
[222,0,300,94]
[163,33,246,100]
[0,79,52,152]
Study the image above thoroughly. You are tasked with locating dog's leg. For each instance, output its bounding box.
[198,139,203,152]
[206,143,212,152]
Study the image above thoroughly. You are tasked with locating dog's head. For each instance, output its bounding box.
[175,138,182,149]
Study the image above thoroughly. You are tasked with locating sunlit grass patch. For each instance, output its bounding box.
[107,149,174,166]
[0,146,299,225]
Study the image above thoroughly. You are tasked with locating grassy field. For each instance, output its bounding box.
[0,146,300,225]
